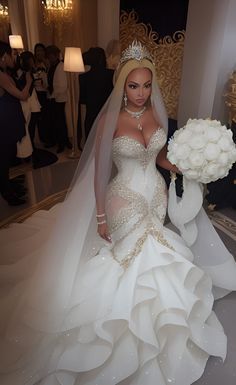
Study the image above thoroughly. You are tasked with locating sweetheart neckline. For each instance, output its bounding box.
[113,128,164,150]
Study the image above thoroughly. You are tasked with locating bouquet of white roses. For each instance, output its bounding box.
[167,118,236,184]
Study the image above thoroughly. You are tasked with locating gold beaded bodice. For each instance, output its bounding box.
[105,128,172,269]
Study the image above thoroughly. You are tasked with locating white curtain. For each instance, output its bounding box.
[22,0,40,51]
[97,0,120,50]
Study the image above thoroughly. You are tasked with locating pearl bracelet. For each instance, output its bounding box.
[97,219,107,225]
[96,213,106,218]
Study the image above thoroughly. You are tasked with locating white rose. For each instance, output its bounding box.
[204,163,219,177]
[175,143,191,160]
[189,151,205,167]
[200,175,211,184]
[187,120,205,133]
[175,129,193,143]
[210,119,222,129]
[201,167,213,183]
[189,135,205,150]
[204,143,221,160]
[204,126,221,142]
[225,129,233,139]
[219,136,232,151]
[178,159,190,170]
[167,153,176,164]
[217,152,229,166]
[185,169,200,180]
[217,167,229,179]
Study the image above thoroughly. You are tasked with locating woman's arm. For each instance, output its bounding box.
[156,144,180,173]
[94,113,112,243]
[0,71,32,101]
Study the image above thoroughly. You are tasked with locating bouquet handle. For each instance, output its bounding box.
[168,176,203,246]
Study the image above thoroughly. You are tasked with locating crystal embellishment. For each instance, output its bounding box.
[118,40,154,67]
[124,106,146,130]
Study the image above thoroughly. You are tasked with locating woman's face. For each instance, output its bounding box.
[125,67,152,109]
[35,46,46,61]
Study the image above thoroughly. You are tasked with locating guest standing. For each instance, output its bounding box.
[34,43,49,144]
[0,41,32,206]
[45,45,71,153]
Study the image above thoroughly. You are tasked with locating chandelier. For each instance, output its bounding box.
[42,0,73,26]
[0,3,9,22]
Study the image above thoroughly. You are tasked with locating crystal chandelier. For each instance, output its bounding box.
[42,0,73,27]
[0,3,9,22]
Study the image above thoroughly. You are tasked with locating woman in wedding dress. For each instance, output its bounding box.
[1,41,236,385]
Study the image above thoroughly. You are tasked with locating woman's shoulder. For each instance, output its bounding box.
[0,71,11,87]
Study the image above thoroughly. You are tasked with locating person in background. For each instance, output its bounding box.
[78,47,114,146]
[33,43,49,145]
[16,51,41,158]
[0,41,32,206]
[45,45,72,153]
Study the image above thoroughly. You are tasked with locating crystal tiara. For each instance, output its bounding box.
[118,40,154,67]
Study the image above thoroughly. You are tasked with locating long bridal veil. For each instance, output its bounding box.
[0,58,168,339]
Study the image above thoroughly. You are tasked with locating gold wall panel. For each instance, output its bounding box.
[120,10,185,120]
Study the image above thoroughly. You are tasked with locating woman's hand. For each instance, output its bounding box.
[97,222,112,243]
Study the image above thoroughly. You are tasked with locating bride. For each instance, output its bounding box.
[0,41,236,385]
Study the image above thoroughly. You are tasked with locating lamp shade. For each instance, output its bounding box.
[64,47,85,73]
[9,35,24,49]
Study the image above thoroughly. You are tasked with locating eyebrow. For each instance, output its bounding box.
[127,80,152,85]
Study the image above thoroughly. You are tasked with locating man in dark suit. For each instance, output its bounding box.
[78,47,114,146]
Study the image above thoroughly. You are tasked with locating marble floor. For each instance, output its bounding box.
[0,155,236,385]
[0,153,78,227]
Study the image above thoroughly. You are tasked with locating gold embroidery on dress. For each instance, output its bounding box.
[112,222,175,270]
[108,128,171,269]
[106,179,149,234]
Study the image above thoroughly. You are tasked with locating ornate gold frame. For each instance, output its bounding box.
[120,10,185,119]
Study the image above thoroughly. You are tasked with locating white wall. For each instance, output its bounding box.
[178,0,236,127]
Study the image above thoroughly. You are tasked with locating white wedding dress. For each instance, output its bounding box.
[0,128,236,385]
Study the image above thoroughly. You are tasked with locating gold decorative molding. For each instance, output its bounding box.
[120,10,185,119]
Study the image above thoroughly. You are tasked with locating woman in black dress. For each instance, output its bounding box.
[0,41,32,205]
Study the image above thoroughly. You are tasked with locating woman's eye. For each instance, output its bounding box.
[128,84,137,89]
[145,83,151,88]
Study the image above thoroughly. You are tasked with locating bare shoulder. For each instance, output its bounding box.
[0,72,13,87]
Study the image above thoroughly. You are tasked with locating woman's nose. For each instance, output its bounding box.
[138,87,143,96]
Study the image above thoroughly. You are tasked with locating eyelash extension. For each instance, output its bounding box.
[128,83,152,89]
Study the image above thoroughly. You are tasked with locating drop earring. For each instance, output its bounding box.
[123,93,127,107]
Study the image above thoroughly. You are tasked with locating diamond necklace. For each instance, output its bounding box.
[124,106,146,131]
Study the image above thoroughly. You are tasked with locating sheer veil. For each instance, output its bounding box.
[0,56,168,335]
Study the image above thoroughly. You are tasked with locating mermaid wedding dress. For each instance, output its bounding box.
[0,128,235,385]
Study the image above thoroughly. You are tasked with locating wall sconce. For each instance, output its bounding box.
[64,47,85,158]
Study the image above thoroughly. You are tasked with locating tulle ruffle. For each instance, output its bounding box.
[0,219,227,385]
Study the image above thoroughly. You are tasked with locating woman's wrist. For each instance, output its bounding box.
[96,213,106,218]
[97,219,107,225]
[96,213,106,225]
